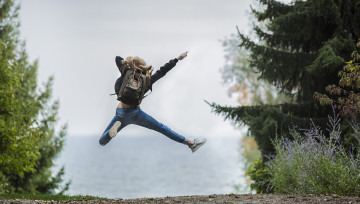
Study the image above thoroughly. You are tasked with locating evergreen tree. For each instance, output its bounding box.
[210,0,360,157]
[221,34,287,192]
[221,34,288,106]
[0,0,68,193]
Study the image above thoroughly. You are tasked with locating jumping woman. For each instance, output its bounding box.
[99,51,207,153]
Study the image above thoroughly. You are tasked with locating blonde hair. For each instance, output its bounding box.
[124,56,152,72]
[124,56,152,86]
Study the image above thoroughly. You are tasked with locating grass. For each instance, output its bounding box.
[0,193,106,201]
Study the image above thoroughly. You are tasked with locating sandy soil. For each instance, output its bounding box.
[2,193,360,204]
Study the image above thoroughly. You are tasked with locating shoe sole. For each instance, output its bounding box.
[192,138,207,153]
[109,121,121,138]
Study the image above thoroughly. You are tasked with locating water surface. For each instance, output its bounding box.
[55,135,244,199]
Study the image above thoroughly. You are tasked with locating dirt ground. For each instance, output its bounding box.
[2,194,360,204]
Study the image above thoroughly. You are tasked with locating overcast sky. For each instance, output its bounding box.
[18,0,258,138]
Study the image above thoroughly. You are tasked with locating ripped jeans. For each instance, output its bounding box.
[99,107,187,146]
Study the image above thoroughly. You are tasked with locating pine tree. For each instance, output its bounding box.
[0,0,68,193]
[221,34,287,192]
[221,34,289,106]
[210,0,360,157]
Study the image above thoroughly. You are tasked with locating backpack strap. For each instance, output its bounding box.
[145,69,153,88]
[143,89,152,99]
[120,62,131,74]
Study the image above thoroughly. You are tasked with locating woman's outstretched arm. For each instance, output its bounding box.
[150,51,189,86]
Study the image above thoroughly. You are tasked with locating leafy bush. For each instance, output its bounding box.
[246,158,273,194]
[314,41,360,118]
[0,172,10,194]
[267,110,360,196]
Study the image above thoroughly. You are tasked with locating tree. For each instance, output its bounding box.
[210,0,360,157]
[221,33,287,192]
[0,0,68,193]
[221,34,288,106]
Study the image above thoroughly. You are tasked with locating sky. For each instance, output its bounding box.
[18,0,257,138]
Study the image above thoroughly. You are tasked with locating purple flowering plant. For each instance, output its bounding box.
[267,108,360,196]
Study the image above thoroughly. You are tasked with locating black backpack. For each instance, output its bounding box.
[114,64,151,106]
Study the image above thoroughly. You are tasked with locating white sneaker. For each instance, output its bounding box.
[189,138,207,153]
[109,121,121,138]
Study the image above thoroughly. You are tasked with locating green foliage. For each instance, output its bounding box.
[222,29,287,193]
[0,0,68,194]
[0,0,40,182]
[221,35,288,106]
[246,158,272,194]
[268,112,360,196]
[208,101,330,156]
[212,0,360,159]
[314,41,360,118]
[0,172,10,194]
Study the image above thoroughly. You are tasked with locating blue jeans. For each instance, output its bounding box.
[99,107,187,146]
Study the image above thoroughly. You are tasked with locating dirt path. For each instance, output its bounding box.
[2,194,360,203]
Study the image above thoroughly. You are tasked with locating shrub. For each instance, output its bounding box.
[0,172,10,194]
[246,158,273,194]
[267,110,360,196]
[314,40,360,118]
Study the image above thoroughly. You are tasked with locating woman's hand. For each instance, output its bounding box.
[177,51,188,61]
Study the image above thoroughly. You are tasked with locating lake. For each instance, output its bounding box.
[54,135,245,199]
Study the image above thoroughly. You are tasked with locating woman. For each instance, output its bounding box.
[99,51,206,153]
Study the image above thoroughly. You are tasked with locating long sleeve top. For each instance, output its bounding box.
[115,56,178,98]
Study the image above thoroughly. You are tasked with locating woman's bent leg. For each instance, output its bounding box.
[99,116,126,146]
[135,109,187,144]
[99,116,117,146]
